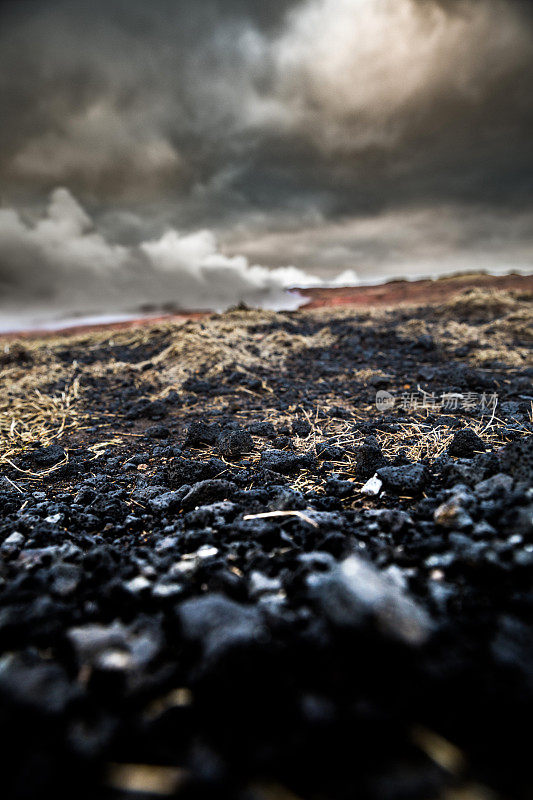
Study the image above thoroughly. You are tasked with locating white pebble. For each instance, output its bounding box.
[360,474,383,496]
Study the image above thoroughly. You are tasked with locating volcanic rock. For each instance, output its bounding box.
[0,652,75,715]
[247,421,276,438]
[326,477,355,498]
[498,436,533,481]
[149,491,186,513]
[354,438,388,479]
[67,619,162,673]
[29,444,65,468]
[126,400,167,420]
[145,424,170,439]
[292,419,312,437]
[184,421,221,448]
[434,489,474,530]
[317,443,346,461]
[181,479,235,511]
[474,473,513,499]
[259,449,315,474]
[376,464,428,495]
[308,554,432,645]
[217,428,254,460]
[1,531,25,554]
[447,428,486,458]
[169,457,226,488]
[177,593,267,662]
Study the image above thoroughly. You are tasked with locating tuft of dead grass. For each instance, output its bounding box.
[0,356,83,476]
[395,289,532,368]
[149,314,336,390]
[438,288,532,322]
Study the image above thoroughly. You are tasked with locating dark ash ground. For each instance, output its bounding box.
[0,287,532,800]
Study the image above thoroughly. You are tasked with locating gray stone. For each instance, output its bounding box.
[308,554,432,645]
[475,473,513,499]
[377,464,428,495]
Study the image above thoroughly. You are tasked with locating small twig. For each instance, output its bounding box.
[4,475,24,494]
[243,510,319,528]
[2,455,68,480]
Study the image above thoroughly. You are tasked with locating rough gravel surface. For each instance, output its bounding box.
[0,287,532,800]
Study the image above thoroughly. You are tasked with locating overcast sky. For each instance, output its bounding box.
[1,0,532,320]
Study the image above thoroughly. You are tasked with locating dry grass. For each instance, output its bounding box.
[176,399,529,498]
[1,288,530,484]
[0,375,82,477]
[294,407,527,494]
[439,288,525,320]
[0,339,85,476]
[393,289,532,368]
[150,312,336,390]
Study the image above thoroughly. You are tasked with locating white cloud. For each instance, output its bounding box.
[269,0,533,151]
[0,188,337,328]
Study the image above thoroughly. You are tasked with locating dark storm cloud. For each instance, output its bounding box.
[1,0,532,213]
[0,0,297,204]
[0,0,531,321]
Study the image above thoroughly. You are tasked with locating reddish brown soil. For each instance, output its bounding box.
[297,272,533,309]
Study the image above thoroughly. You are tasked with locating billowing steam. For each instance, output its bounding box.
[0,188,331,330]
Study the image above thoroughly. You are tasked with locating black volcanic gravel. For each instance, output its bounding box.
[217,428,254,460]
[354,437,389,478]
[377,463,428,494]
[0,300,532,800]
[447,427,486,457]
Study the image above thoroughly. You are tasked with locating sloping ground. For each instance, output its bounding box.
[297,272,533,309]
[0,287,532,800]
[3,272,531,341]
